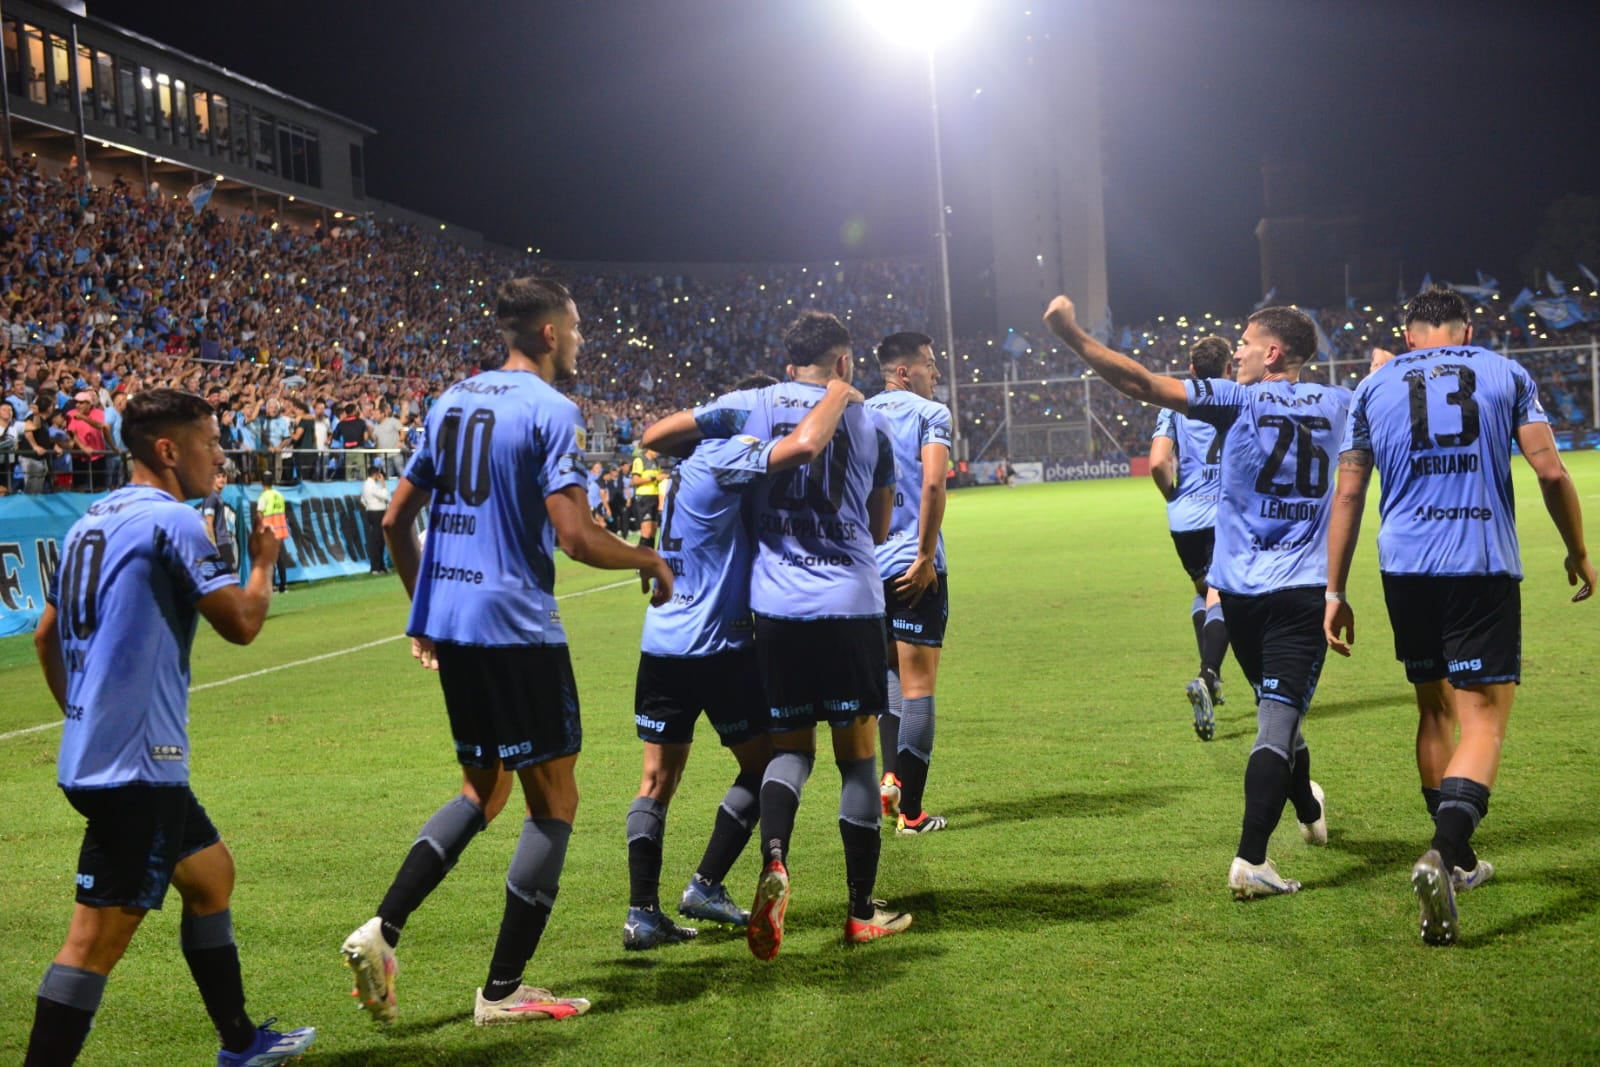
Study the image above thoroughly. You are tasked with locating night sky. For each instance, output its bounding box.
[85,0,1600,322]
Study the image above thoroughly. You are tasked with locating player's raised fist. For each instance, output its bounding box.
[1043,295,1078,335]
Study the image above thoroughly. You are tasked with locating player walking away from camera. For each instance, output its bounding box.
[632,446,665,547]
[645,309,911,959]
[26,389,313,1067]
[340,277,672,1025]
[624,374,861,950]
[1150,335,1234,741]
[865,332,951,834]
[257,470,289,593]
[1047,296,1345,899]
[1324,286,1594,946]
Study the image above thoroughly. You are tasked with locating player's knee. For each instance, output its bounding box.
[1251,698,1301,760]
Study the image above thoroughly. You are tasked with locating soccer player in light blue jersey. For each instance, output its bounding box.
[1150,335,1234,741]
[624,374,861,950]
[1325,287,1594,945]
[644,309,912,959]
[28,389,314,1067]
[1047,295,1347,899]
[341,278,673,1026]
[865,332,952,834]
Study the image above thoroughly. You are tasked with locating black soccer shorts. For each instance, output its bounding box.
[1218,587,1327,714]
[883,574,949,647]
[753,615,888,731]
[434,643,582,768]
[1381,574,1521,686]
[1170,527,1216,583]
[66,784,221,910]
[634,647,764,747]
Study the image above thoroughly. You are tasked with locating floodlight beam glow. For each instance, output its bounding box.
[859,0,979,48]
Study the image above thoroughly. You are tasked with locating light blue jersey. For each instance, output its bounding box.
[1152,407,1222,532]
[1341,345,1547,578]
[586,471,603,510]
[694,381,896,619]
[640,435,775,658]
[865,388,951,578]
[403,369,587,646]
[1185,377,1352,596]
[47,486,237,789]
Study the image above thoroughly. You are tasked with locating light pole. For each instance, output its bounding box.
[860,0,977,461]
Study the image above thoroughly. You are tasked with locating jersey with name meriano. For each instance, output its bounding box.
[1341,344,1547,578]
[47,485,237,789]
[641,435,775,657]
[1152,407,1223,532]
[694,382,896,619]
[403,369,587,646]
[865,389,951,578]
[1185,377,1352,596]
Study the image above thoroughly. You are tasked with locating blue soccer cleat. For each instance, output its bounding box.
[679,877,750,926]
[217,1018,315,1066]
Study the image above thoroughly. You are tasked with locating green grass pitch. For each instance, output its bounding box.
[2,452,1598,1064]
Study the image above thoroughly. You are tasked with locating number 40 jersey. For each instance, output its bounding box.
[1184,377,1352,597]
[694,382,896,620]
[1341,344,1548,579]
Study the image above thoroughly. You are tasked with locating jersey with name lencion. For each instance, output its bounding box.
[1152,407,1222,533]
[1185,377,1352,596]
[403,369,587,646]
[694,382,896,619]
[640,435,776,658]
[865,388,951,578]
[1341,344,1547,578]
[47,485,237,789]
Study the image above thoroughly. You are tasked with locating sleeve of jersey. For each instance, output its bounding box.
[160,507,238,601]
[1511,363,1550,427]
[922,405,953,449]
[1152,408,1175,440]
[539,401,589,496]
[1183,378,1243,425]
[706,435,776,487]
[692,389,756,439]
[402,436,435,489]
[874,420,897,490]
[1339,382,1372,453]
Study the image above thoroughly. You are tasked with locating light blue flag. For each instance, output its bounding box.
[185,179,216,216]
[1417,272,1434,296]
[1546,271,1567,294]
[1530,297,1585,329]
[1252,287,1278,312]
[1119,325,1134,350]
[1579,264,1599,291]
[1476,269,1499,290]
[1294,306,1333,361]
[1451,281,1497,303]
[1510,288,1534,311]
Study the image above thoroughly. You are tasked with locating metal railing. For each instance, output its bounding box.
[1,447,408,494]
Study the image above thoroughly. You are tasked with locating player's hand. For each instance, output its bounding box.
[1324,598,1355,656]
[1043,295,1078,337]
[248,513,280,571]
[894,556,939,608]
[411,635,439,670]
[1369,347,1398,374]
[1566,552,1596,603]
[641,556,673,607]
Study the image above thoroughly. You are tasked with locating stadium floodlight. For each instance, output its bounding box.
[858,0,980,460]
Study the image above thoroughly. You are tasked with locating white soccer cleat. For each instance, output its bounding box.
[473,984,591,1026]
[1298,780,1328,846]
[340,917,397,1024]
[1228,856,1301,899]
[1451,859,1495,892]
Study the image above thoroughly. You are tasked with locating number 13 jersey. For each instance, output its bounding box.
[403,369,588,646]
[1185,377,1352,596]
[694,382,896,620]
[1341,345,1547,579]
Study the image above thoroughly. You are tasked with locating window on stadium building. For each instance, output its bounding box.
[137,65,155,137]
[48,32,68,111]
[116,58,136,128]
[192,87,210,151]
[276,119,320,187]
[22,24,45,104]
[92,49,114,123]
[212,93,232,160]
[252,109,276,174]
[155,71,173,141]
[2,20,20,98]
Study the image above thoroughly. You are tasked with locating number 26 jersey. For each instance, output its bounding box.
[1185,377,1351,596]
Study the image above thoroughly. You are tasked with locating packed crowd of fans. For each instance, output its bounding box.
[2,152,1596,492]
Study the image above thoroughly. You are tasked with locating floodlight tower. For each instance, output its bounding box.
[861,0,977,460]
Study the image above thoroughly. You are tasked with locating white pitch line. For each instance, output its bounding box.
[0,577,639,743]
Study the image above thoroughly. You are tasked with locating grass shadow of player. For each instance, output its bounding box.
[1316,835,1421,890]
[940,786,1183,829]
[1462,860,1600,946]
[313,1027,579,1066]
[1309,694,1405,721]
[888,879,1170,932]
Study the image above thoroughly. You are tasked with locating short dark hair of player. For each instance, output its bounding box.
[1404,286,1471,329]
[735,373,780,390]
[876,331,935,368]
[122,388,215,467]
[495,276,574,356]
[783,310,852,367]
[1246,306,1317,366]
[1189,335,1232,379]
